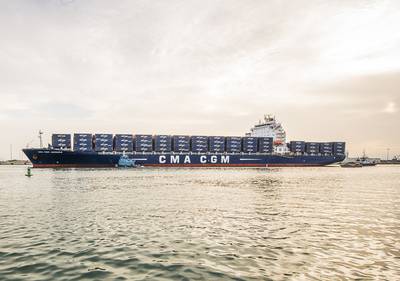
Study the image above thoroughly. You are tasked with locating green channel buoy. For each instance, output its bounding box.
[25,167,32,177]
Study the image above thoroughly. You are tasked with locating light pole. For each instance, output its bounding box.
[38,130,43,148]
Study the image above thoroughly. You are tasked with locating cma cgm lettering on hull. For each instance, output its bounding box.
[23,115,346,168]
[159,155,230,164]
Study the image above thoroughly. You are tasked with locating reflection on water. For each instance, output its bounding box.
[0,166,399,280]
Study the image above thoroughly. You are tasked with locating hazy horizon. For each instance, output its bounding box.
[1,0,399,160]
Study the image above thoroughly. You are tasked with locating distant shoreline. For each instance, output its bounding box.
[0,160,31,165]
[379,160,400,165]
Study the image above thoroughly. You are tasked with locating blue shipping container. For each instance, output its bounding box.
[154,135,172,152]
[173,135,190,152]
[319,142,333,154]
[243,137,258,153]
[73,133,92,151]
[258,137,273,153]
[305,142,319,154]
[333,142,345,155]
[226,137,242,153]
[94,134,113,152]
[52,134,71,149]
[290,141,305,153]
[114,134,134,152]
[191,136,208,153]
[135,135,153,152]
[209,136,225,152]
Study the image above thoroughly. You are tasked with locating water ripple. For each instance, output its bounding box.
[0,166,399,280]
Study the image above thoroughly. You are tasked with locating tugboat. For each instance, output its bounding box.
[340,162,363,168]
[356,151,377,166]
[117,155,139,168]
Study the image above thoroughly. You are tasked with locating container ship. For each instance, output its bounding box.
[23,115,346,168]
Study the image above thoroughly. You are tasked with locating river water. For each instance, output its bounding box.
[0,165,399,280]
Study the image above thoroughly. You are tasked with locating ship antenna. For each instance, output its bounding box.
[38,130,43,148]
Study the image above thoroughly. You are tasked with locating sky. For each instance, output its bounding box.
[0,0,399,160]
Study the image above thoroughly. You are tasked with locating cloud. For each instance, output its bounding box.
[307,71,400,116]
[383,102,398,114]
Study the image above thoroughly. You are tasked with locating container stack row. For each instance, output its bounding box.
[289,141,346,155]
[52,134,345,155]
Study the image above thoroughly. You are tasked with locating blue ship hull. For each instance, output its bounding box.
[23,149,345,168]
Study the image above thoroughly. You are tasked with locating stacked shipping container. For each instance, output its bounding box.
[242,137,258,153]
[226,137,242,153]
[209,136,225,153]
[94,134,113,152]
[154,135,172,152]
[305,142,319,154]
[114,134,133,152]
[319,142,333,154]
[52,134,71,149]
[73,133,92,152]
[333,142,345,155]
[290,141,306,153]
[258,137,273,153]
[173,135,190,152]
[135,135,153,152]
[191,136,208,153]
[65,132,345,156]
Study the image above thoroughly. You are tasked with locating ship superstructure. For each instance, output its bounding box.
[246,115,289,154]
[23,115,346,168]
